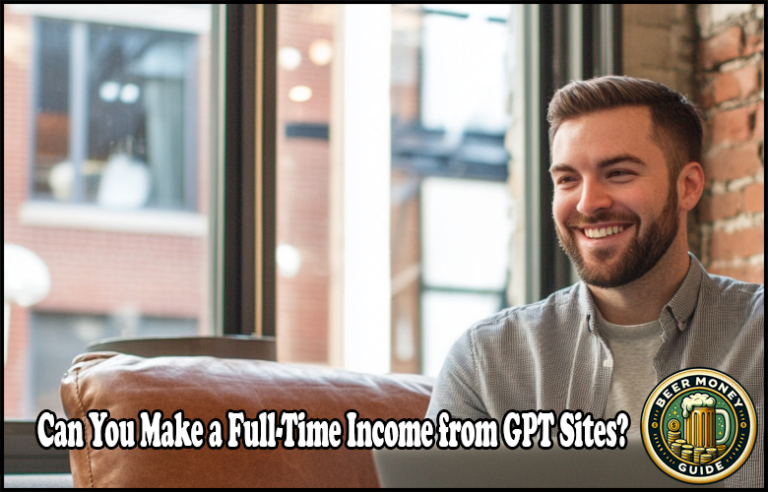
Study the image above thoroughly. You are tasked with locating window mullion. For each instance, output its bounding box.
[68,21,89,203]
[184,36,199,211]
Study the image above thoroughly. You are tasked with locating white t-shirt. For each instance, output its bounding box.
[596,308,663,435]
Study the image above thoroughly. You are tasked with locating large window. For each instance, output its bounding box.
[275,5,515,376]
[393,5,512,377]
[271,4,620,375]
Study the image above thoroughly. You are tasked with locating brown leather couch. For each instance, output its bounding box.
[60,352,434,487]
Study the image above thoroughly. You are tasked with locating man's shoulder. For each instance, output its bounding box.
[690,271,763,355]
[701,270,764,311]
[464,283,584,342]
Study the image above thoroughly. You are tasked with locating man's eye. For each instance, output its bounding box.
[608,170,631,178]
[558,176,576,184]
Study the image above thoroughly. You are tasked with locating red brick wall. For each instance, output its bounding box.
[275,5,333,363]
[390,170,421,374]
[4,7,35,417]
[696,4,764,283]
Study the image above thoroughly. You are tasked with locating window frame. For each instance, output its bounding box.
[216,4,276,338]
[519,4,623,304]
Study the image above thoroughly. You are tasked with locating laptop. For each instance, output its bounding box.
[373,437,723,488]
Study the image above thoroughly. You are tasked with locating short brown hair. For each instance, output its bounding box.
[548,76,703,181]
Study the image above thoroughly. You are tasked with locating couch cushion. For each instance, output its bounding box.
[60,352,433,488]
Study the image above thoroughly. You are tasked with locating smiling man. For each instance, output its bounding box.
[425,76,763,487]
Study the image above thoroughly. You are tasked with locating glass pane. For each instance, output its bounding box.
[32,17,197,209]
[87,24,193,208]
[276,5,513,375]
[421,177,510,291]
[4,4,212,419]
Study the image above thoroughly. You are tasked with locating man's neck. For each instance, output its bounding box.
[587,241,691,326]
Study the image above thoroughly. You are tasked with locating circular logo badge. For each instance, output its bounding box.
[641,368,757,484]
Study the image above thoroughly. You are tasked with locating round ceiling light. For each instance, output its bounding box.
[288,85,313,103]
[279,46,302,71]
[308,39,333,66]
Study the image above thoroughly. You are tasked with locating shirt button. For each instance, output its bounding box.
[603,359,613,368]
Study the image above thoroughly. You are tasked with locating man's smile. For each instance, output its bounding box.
[573,222,634,242]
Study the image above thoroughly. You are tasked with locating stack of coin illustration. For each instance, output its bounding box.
[700,453,713,464]
[667,419,681,445]
[694,447,706,463]
[671,441,683,457]
[681,444,694,462]
[706,447,718,460]
[716,444,727,457]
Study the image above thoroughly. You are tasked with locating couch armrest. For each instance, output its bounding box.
[60,352,433,487]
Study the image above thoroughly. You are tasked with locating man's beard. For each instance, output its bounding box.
[555,186,679,289]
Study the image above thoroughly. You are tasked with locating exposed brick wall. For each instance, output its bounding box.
[695,4,764,283]
[623,4,697,97]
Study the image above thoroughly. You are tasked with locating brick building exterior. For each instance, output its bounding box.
[3,5,211,417]
[275,5,333,364]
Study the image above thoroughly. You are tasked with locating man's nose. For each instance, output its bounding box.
[576,179,612,216]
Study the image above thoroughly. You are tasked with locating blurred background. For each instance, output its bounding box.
[4,4,764,419]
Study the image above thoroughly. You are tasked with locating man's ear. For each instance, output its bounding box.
[678,161,705,212]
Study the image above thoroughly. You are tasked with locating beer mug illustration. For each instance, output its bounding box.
[681,392,730,449]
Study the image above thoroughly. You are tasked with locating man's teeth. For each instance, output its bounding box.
[584,225,625,239]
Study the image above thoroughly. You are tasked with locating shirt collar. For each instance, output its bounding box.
[578,252,703,333]
[663,252,703,331]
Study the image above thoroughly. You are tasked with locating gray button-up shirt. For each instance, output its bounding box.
[426,254,763,487]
